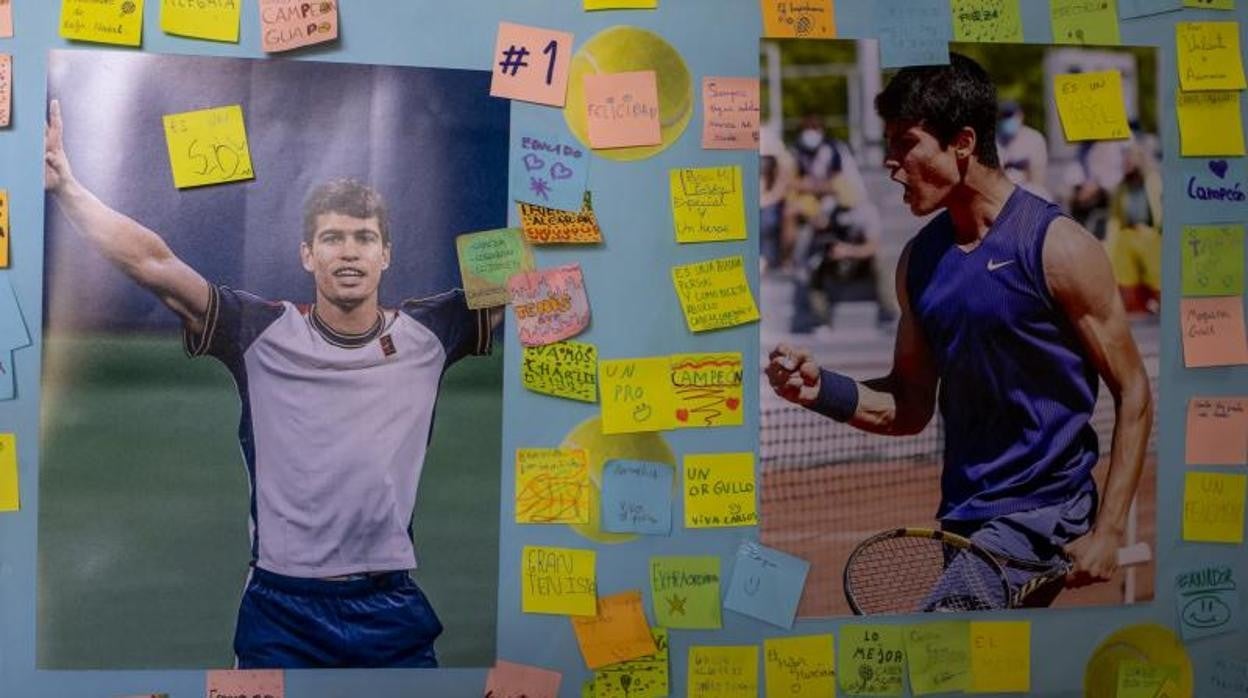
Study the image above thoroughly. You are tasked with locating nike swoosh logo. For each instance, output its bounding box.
[987,259,1015,272]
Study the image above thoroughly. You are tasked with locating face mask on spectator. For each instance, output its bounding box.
[799,129,823,150]
[998,115,1022,139]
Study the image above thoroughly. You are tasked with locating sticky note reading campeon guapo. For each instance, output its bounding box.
[455,228,535,309]
[1176,22,1247,91]
[258,0,338,53]
[1053,71,1131,142]
[161,0,242,42]
[687,645,758,698]
[162,105,255,189]
[60,0,144,46]
[763,635,836,698]
[522,545,597,616]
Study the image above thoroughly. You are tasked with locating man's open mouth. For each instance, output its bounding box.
[334,268,365,278]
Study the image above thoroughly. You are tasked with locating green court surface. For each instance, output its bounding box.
[37,334,501,669]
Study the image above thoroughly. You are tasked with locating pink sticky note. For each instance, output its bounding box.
[485,660,562,698]
[0,1,12,39]
[489,22,574,107]
[206,669,283,698]
[1182,297,1248,368]
[584,70,662,149]
[507,264,591,346]
[1188,397,1248,465]
[702,77,760,150]
[0,54,10,129]
[258,0,338,53]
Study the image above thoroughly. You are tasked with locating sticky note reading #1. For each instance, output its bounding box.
[906,621,971,695]
[671,256,760,332]
[875,0,952,69]
[0,54,10,128]
[521,340,598,402]
[702,78,761,150]
[507,264,591,346]
[1177,22,1247,92]
[1054,71,1131,142]
[600,459,674,535]
[764,635,836,698]
[60,0,144,46]
[1176,564,1239,641]
[515,448,590,524]
[511,129,589,213]
[650,555,721,629]
[161,0,241,42]
[0,433,17,512]
[1187,397,1248,465]
[162,105,255,189]
[1183,471,1247,543]
[205,670,284,698]
[687,646,758,698]
[599,357,676,434]
[570,591,657,670]
[593,627,669,698]
[456,228,535,309]
[583,71,662,149]
[952,0,1023,42]
[1180,297,1248,367]
[760,0,836,38]
[490,22,574,106]
[522,546,597,616]
[1182,225,1244,297]
[969,621,1030,693]
[724,541,810,629]
[684,452,757,528]
[1051,0,1121,45]
[518,192,603,245]
[486,660,562,698]
[1177,91,1246,157]
[839,625,906,695]
[670,167,748,243]
[259,0,338,53]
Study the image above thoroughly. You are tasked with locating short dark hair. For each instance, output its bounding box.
[302,178,390,246]
[874,53,1000,168]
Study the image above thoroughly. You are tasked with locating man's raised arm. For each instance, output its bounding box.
[45,99,211,334]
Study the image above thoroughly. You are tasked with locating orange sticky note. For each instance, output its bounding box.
[571,590,658,669]
[258,0,338,53]
[0,54,9,128]
[489,22,574,107]
[1181,297,1248,367]
[485,660,562,698]
[0,0,11,39]
[584,71,662,149]
[1187,397,1248,465]
[760,0,837,38]
[702,77,760,150]
[206,669,284,698]
[0,189,8,268]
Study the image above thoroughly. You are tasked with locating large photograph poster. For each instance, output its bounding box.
[759,40,1159,617]
[39,50,507,668]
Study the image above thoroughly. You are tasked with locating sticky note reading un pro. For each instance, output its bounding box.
[162,105,255,189]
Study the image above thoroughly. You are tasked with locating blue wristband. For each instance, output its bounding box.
[812,369,859,422]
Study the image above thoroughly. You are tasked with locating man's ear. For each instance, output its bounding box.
[953,126,978,161]
[300,241,314,273]
[382,242,392,271]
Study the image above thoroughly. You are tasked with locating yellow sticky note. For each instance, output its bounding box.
[518,192,603,245]
[1177,91,1246,156]
[600,357,677,435]
[1184,0,1235,8]
[571,590,657,670]
[969,621,1030,694]
[952,0,1024,43]
[684,452,757,529]
[760,0,836,38]
[521,341,599,403]
[162,105,255,189]
[906,621,970,695]
[161,0,241,42]
[1177,22,1247,91]
[585,0,657,8]
[1183,471,1247,543]
[0,189,8,269]
[516,448,590,524]
[522,545,597,616]
[670,167,747,243]
[60,0,144,46]
[839,625,905,695]
[671,256,759,332]
[1053,71,1131,142]
[688,646,758,698]
[0,433,17,512]
[669,353,744,429]
[764,635,835,698]
[593,627,669,698]
[1117,661,1181,698]
[1050,0,1120,45]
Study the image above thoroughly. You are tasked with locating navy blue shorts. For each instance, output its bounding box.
[234,567,443,669]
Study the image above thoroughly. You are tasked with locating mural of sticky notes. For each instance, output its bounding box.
[650,555,721,629]
[1053,71,1131,142]
[1187,397,1248,465]
[522,340,598,402]
[951,0,1023,42]
[490,22,574,107]
[593,627,669,698]
[522,545,597,616]
[585,0,657,8]
[906,621,971,695]
[0,433,17,512]
[584,71,662,149]
[60,0,144,46]
[486,660,562,698]
[455,228,535,309]
[702,78,760,150]
[724,541,809,629]
[1176,564,1239,641]
[162,105,255,189]
[518,192,603,245]
[1050,0,1121,45]
[1116,661,1180,698]
[600,357,677,434]
[969,621,1030,693]
[875,0,952,69]
[0,0,11,39]
[839,625,906,695]
[1178,91,1246,156]
[511,129,589,212]
[669,352,744,429]
[600,459,674,535]
[161,0,241,42]
[763,635,835,698]
[759,0,836,38]
[0,189,8,268]
[508,265,591,347]
[684,452,757,528]
[571,590,657,670]
[0,54,9,128]
[205,670,284,698]
[1183,225,1244,297]
[515,448,590,524]
[1183,471,1247,543]
[258,0,338,53]
[687,646,758,698]
[1177,22,1246,91]
[672,255,759,332]
[670,167,748,243]
[1180,297,1248,367]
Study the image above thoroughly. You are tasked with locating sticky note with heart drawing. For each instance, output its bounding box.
[510,127,590,213]
[669,353,743,428]
[599,352,743,435]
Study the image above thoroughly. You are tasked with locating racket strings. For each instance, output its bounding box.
[845,536,1009,614]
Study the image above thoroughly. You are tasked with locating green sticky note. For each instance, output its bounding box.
[650,556,721,629]
[1184,0,1235,9]
[839,625,905,696]
[1116,661,1180,698]
[1050,0,1121,45]
[1182,225,1245,297]
[455,228,535,309]
[905,621,970,695]
[951,0,1023,42]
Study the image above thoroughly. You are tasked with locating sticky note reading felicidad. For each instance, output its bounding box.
[1183,471,1247,543]
[906,621,971,695]
[1180,297,1248,367]
[522,340,598,403]
[162,105,255,189]
[951,0,1023,42]
[650,555,721,629]
[969,621,1030,693]
[205,670,284,698]
[671,256,759,332]
[486,660,562,698]
[764,635,836,698]
[259,0,338,53]
[702,78,761,150]
[0,433,17,512]
[839,625,906,695]
[1187,397,1248,465]
[1182,225,1244,297]
[759,0,836,38]
[684,452,757,528]
[687,646,758,698]
[60,0,144,46]
[1054,71,1131,142]
[570,590,657,670]
[1050,0,1120,45]
[670,167,748,243]
[1177,22,1247,92]
[583,71,662,149]
[455,228,535,309]
[522,546,597,616]
[508,265,591,346]
[515,448,590,524]
[161,0,241,42]
[1177,91,1246,157]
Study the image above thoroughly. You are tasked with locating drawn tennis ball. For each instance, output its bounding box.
[1083,624,1192,698]
[560,415,676,544]
[563,25,693,162]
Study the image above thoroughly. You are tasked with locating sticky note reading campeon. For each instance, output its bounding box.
[764,635,836,698]
[593,627,669,698]
[684,452,757,528]
[599,357,677,434]
[759,0,836,38]
[951,0,1023,42]
[906,621,971,695]
[687,646,758,698]
[669,352,744,428]
[1183,471,1247,543]
[671,256,759,332]
[1177,91,1247,157]
[839,625,906,695]
[702,78,761,150]
[0,433,17,512]
[522,340,598,402]
[486,660,562,698]
[162,105,255,189]
[1187,397,1248,465]
[650,555,721,629]
[60,0,144,46]
[205,670,284,698]
[874,0,952,69]
[259,0,339,53]
[1176,564,1239,641]
[1182,225,1244,297]
[455,228,535,309]
[522,545,597,616]
[583,71,662,149]
[508,265,591,346]
[571,590,657,669]
[1053,71,1131,142]
[0,54,9,128]
[670,167,748,243]
[161,0,241,42]
[969,621,1030,693]
[515,448,590,524]
[1051,0,1121,45]
[518,192,603,244]
[724,540,809,629]
[1180,297,1248,367]
[0,189,8,268]
[1117,661,1180,698]
[1176,22,1247,91]
[600,459,674,535]
[511,128,590,212]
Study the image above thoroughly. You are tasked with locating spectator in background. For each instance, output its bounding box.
[760,127,795,272]
[1064,139,1126,241]
[996,100,1052,201]
[1106,142,1162,315]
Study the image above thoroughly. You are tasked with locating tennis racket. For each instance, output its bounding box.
[843,527,1152,615]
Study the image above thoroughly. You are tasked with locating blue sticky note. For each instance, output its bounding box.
[724,540,810,629]
[509,127,590,213]
[1119,0,1182,18]
[0,273,30,353]
[1181,158,1248,223]
[0,351,14,401]
[875,0,951,69]
[1176,565,1240,641]
[600,459,673,535]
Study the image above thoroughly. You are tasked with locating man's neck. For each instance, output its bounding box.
[945,168,1017,247]
[314,297,381,335]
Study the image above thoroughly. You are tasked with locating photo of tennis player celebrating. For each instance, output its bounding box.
[765,51,1155,613]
